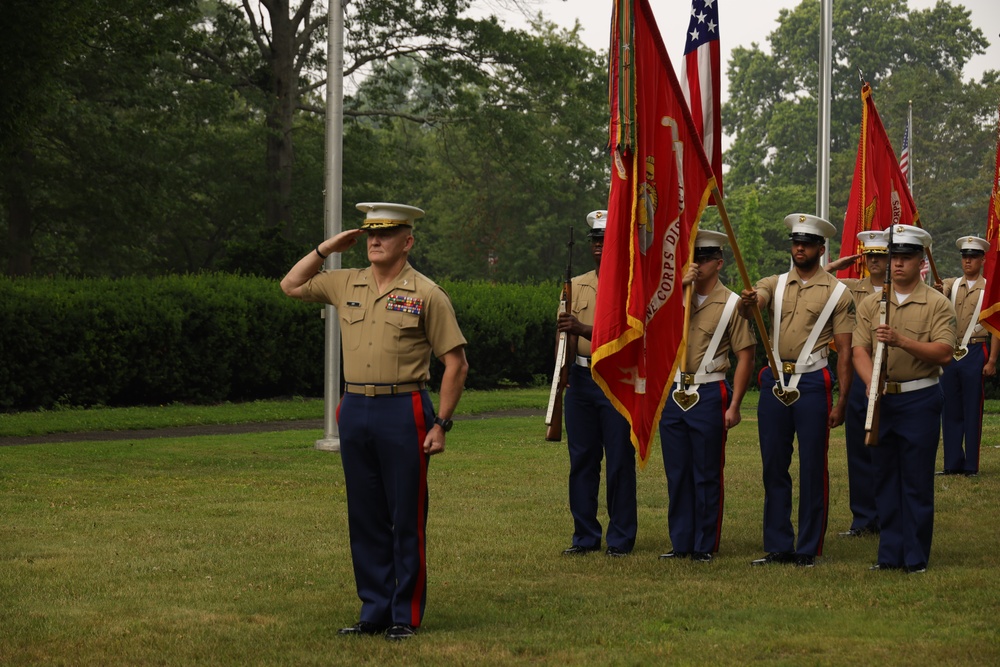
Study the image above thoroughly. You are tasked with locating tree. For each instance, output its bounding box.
[723,0,999,277]
[340,18,610,281]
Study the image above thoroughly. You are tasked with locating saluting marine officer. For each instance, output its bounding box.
[738,214,854,568]
[938,235,999,477]
[557,210,637,558]
[657,230,755,562]
[281,203,469,640]
[853,225,955,573]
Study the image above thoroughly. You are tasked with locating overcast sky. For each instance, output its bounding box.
[479,0,999,104]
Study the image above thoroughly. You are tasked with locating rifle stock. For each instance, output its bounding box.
[864,308,887,446]
[545,228,575,441]
[864,225,893,446]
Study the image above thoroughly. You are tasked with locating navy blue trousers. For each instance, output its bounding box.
[658,380,731,554]
[844,371,879,531]
[757,366,832,556]
[564,363,637,552]
[941,341,986,474]
[337,390,434,628]
[870,385,942,569]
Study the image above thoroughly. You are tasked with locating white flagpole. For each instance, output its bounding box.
[817,0,832,254]
[316,0,346,452]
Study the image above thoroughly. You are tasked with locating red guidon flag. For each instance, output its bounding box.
[980,104,1000,336]
[592,0,716,465]
[836,82,920,280]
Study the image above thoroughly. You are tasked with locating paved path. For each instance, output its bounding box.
[0,409,545,447]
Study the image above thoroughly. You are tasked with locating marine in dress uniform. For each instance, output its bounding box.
[938,236,999,476]
[281,203,469,640]
[853,225,956,573]
[739,214,854,568]
[557,210,637,557]
[837,230,890,537]
[657,230,755,563]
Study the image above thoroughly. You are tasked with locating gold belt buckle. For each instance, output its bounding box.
[781,362,796,375]
[883,382,902,395]
[681,373,695,385]
[364,384,376,397]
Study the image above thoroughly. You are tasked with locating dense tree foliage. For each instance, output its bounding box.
[2,0,998,283]
[723,0,999,279]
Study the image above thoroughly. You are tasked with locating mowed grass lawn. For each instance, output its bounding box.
[1,390,999,665]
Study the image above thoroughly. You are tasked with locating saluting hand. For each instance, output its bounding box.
[324,228,366,254]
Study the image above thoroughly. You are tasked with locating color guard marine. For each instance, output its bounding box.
[657,230,755,563]
[937,235,999,477]
[557,210,637,558]
[853,225,956,573]
[739,214,854,568]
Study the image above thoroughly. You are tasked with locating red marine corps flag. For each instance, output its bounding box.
[836,82,920,280]
[979,104,1000,336]
[591,0,716,465]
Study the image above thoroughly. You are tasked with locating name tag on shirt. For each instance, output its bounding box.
[346,301,361,308]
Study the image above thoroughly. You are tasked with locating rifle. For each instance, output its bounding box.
[864,225,893,445]
[545,228,575,441]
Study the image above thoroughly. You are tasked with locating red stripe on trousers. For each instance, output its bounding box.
[409,392,429,627]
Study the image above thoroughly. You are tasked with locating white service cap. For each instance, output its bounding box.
[356,202,425,230]
[784,213,837,241]
[587,210,607,236]
[693,229,729,254]
[956,235,989,255]
[856,229,889,254]
[888,224,933,253]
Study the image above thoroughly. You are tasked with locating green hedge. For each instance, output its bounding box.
[0,276,561,411]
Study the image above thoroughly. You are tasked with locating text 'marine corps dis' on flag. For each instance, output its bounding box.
[836,82,919,280]
[681,0,722,203]
[593,0,716,465]
[979,104,1000,336]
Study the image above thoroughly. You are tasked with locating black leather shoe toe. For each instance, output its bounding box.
[751,552,794,566]
[338,621,388,636]
[691,552,713,562]
[385,624,416,641]
[606,546,630,557]
[658,550,689,559]
[562,545,600,555]
[794,554,815,567]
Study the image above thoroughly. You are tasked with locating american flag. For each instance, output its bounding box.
[681,0,722,200]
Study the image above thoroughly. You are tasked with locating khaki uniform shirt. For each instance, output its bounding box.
[853,282,957,382]
[942,276,988,344]
[570,271,598,357]
[842,276,883,306]
[301,263,467,384]
[755,267,855,360]
[682,280,756,374]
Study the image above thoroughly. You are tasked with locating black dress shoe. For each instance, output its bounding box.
[658,550,690,559]
[606,546,630,557]
[794,554,816,567]
[905,563,927,574]
[839,524,879,537]
[562,545,600,555]
[338,621,389,636]
[385,624,416,641]
[963,471,979,478]
[691,552,713,562]
[935,469,961,476]
[869,563,901,571]
[750,552,794,566]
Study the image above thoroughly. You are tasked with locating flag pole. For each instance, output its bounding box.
[907,100,914,195]
[712,184,784,393]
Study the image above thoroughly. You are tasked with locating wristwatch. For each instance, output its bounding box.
[433,416,454,432]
